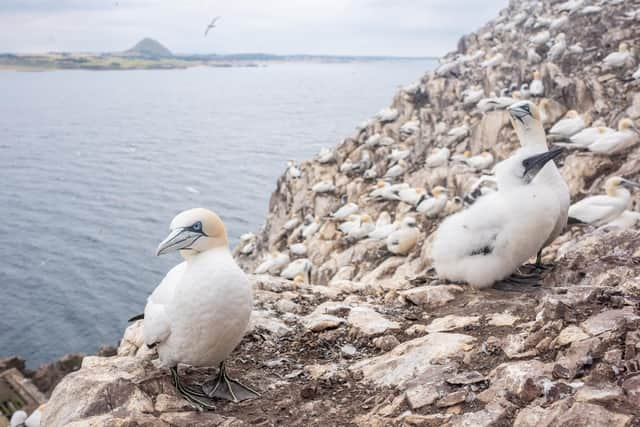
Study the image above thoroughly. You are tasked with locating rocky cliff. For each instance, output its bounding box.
[43,0,640,425]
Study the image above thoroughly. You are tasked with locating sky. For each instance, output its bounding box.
[0,0,508,57]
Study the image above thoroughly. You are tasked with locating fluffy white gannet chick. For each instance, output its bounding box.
[140,208,258,408]
[587,118,639,155]
[568,177,639,226]
[431,149,563,289]
[508,101,570,267]
[386,217,420,255]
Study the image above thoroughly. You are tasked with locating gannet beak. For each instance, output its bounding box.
[522,147,564,182]
[156,228,202,256]
[621,179,640,189]
[508,103,532,125]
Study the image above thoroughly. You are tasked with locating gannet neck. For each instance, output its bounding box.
[515,121,547,149]
[180,242,229,260]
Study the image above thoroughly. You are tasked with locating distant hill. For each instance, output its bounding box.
[122,38,172,58]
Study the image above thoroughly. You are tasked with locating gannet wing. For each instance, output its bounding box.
[142,262,186,347]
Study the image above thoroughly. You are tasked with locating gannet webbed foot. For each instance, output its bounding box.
[493,271,542,292]
[202,361,260,403]
[170,367,217,410]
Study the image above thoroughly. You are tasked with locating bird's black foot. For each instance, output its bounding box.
[170,367,217,410]
[493,271,542,292]
[202,362,260,403]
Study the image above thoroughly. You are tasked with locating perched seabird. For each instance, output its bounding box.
[204,16,220,37]
[287,161,301,179]
[426,147,450,168]
[316,147,335,164]
[530,30,551,46]
[529,71,544,97]
[301,217,321,238]
[368,212,397,240]
[447,123,470,142]
[289,242,307,256]
[549,110,587,139]
[10,411,27,427]
[141,208,258,408]
[602,42,633,70]
[365,133,382,147]
[346,216,375,240]
[331,202,359,220]
[256,250,290,275]
[508,101,571,266]
[587,118,639,154]
[568,176,639,226]
[284,217,300,231]
[431,149,563,289]
[339,214,371,234]
[416,186,448,217]
[480,52,504,69]
[464,152,494,171]
[312,180,335,193]
[384,159,407,178]
[280,258,312,282]
[563,123,615,148]
[388,145,411,162]
[527,46,542,64]
[376,108,399,123]
[386,217,420,255]
[462,87,485,107]
[398,186,427,206]
[400,120,419,137]
[550,12,569,30]
[548,33,567,61]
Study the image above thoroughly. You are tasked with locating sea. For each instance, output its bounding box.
[0,60,435,366]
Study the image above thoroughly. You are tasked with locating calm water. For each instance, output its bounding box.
[0,60,434,366]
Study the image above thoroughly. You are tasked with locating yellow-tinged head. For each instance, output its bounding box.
[463,150,472,158]
[619,118,638,132]
[565,110,579,119]
[293,274,306,284]
[619,42,629,52]
[605,176,639,196]
[432,186,448,197]
[533,70,541,80]
[157,208,228,258]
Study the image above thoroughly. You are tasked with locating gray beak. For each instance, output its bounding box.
[156,228,202,256]
[508,103,532,125]
[621,178,640,189]
[522,147,564,182]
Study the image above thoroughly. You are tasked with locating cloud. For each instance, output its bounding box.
[0,0,508,56]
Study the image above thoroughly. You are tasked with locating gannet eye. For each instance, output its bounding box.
[191,221,203,232]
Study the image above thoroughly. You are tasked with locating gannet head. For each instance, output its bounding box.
[619,42,629,52]
[156,208,228,257]
[533,70,541,80]
[619,118,639,133]
[508,100,542,131]
[432,186,448,197]
[605,176,640,195]
[564,110,579,118]
[401,216,418,228]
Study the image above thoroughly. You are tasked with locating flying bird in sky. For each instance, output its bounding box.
[204,16,220,37]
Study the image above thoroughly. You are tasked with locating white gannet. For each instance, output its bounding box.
[563,123,615,148]
[568,177,639,226]
[431,149,563,289]
[346,215,375,240]
[370,181,408,201]
[464,151,494,171]
[480,52,504,69]
[312,180,335,193]
[447,123,470,142]
[580,5,601,15]
[416,186,448,217]
[602,42,632,70]
[556,0,584,13]
[302,216,321,238]
[330,202,359,220]
[588,118,639,155]
[527,46,542,64]
[289,242,307,256]
[530,71,544,97]
[140,208,258,407]
[530,30,551,46]
[568,43,584,54]
[255,250,290,275]
[400,120,419,137]
[280,258,312,282]
[376,108,399,123]
[287,161,301,179]
[600,210,640,231]
[398,186,427,206]
[462,87,485,107]
[550,12,569,30]
[548,33,566,61]
[549,110,587,139]
[316,147,335,164]
[339,214,369,234]
[508,101,571,266]
[204,16,220,36]
[363,166,378,180]
[388,144,411,162]
[426,147,450,167]
[340,158,356,174]
[284,217,300,231]
[365,133,382,147]
[384,159,407,178]
[368,212,398,240]
[386,217,420,255]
